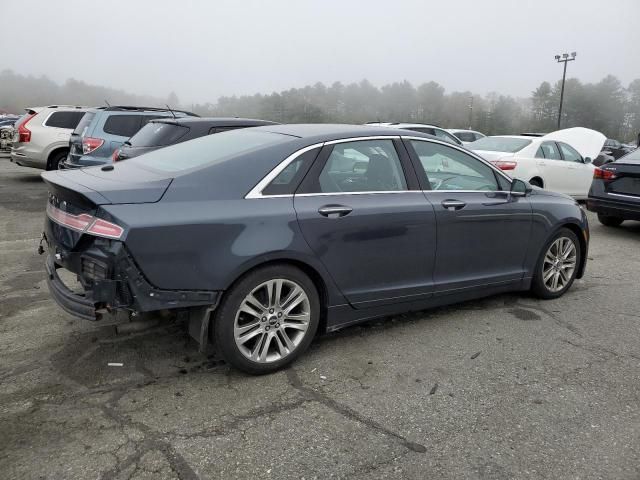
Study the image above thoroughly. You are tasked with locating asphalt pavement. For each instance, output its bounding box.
[1,155,639,479]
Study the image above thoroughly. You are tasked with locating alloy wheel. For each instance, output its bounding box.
[542,237,577,293]
[233,279,311,363]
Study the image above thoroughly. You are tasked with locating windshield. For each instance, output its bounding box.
[133,129,289,172]
[128,122,189,147]
[468,137,531,153]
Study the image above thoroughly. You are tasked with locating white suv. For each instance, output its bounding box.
[11,105,89,170]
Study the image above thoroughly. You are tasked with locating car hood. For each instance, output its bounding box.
[542,127,606,160]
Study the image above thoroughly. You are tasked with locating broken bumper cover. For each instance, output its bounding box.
[45,246,221,321]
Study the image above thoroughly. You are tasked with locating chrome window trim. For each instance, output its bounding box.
[246,135,516,199]
[245,142,324,199]
[607,192,640,200]
[402,135,515,186]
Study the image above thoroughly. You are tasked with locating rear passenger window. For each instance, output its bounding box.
[314,140,407,193]
[103,115,142,137]
[536,142,562,160]
[45,111,86,129]
[209,126,243,134]
[262,148,320,196]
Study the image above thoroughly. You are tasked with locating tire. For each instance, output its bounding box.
[529,178,543,188]
[48,150,68,171]
[597,213,624,227]
[214,264,320,374]
[531,228,581,299]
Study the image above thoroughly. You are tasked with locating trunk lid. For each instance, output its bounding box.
[473,151,515,162]
[42,162,172,205]
[603,159,640,197]
[542,127,606,160]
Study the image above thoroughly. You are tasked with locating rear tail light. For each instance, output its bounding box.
[82,137,104,155]
[593,167,617,180]
[46,203,124,239]
[492,160,518,171]
[111,149,120,162]
[17,112,37,143]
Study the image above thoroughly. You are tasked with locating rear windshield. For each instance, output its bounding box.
[467,137,532,153]
[44,111,86,129]
[133,129,289,172]
[128,122,189,147]
[103,115,143,137]
[617,148,640,164]
[73,112,96,136]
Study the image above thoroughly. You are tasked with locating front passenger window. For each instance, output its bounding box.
[410,140,500,191]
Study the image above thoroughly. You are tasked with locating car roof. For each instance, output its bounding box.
[365,122,443,129]
[86,106,198,116]
[252,123,434,142]
[149,117,279,127]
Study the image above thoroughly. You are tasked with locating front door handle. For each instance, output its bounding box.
[318,205,353,217]
[441,200,466,211]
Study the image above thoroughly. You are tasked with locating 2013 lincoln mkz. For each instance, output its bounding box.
[41,124,589,374]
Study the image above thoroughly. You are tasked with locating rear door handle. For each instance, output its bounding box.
[318,205,353,217]
[441,200,466,211]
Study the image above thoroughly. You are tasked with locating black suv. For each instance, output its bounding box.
[113,117,278,161]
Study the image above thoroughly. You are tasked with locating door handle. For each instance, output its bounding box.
[441,200,466,211]
[318,205,353,217]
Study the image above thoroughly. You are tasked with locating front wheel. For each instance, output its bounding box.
[214,265,320,374]
[531,228,581,299]
[597,214,624,227]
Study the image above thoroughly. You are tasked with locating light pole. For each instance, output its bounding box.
[468,96,473,130]
[555,52,576,129]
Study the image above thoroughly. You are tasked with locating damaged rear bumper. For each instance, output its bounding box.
[44,241,221,321]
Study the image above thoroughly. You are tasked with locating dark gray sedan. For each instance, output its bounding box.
[41,124,589,374]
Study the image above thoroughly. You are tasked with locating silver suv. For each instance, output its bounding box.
[11,106,89,170]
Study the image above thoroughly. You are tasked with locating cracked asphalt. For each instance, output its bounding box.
[1,155,639,479]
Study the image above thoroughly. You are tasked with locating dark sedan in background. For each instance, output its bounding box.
[113,117,278,161]
[587,148,640,226]
[41,124,589,374]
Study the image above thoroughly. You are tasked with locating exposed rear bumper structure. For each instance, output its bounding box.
[46,256,99,321]
[586,196,640,221]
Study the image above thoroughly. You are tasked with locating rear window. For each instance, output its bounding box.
[44,111,86,129]
[133,129,290,172]
[103,115,142,137]
[73,112,96,136]
[128,122,189,147]
[453,131,476,142]
[468,137,532,153]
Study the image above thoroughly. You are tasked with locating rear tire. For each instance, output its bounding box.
[597,214,624,227]
[214,265,320,375]
[48,150,68,171]
[531,228,581,299]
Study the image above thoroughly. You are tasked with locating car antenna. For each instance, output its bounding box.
[166,104,177,119]
[104,100,111,107]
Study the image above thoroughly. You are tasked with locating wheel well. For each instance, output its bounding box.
[560,223,587,279]
[529,176,543,187]
[224,259,330,334]
[46,147,69,170]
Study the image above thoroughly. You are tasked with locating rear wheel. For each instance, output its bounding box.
[214,265,320,374]
[531,228,580,299]
[48,150,68,170]
[597,213,624,227]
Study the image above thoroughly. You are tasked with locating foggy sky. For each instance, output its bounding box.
[2,0,638,104]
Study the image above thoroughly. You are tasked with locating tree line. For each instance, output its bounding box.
[1,69,639,142]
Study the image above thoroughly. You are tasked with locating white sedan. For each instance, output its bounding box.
[468,128,606,199]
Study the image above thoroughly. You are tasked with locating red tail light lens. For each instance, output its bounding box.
[17,112,37,143]
[82,137,105,155]
[593,167,617,180]
[111,149,120,162]
[46,203,124,239]
[492,160,518,171]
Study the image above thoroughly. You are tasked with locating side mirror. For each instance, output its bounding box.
[584,157,592,164]
[510,178,532,196]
